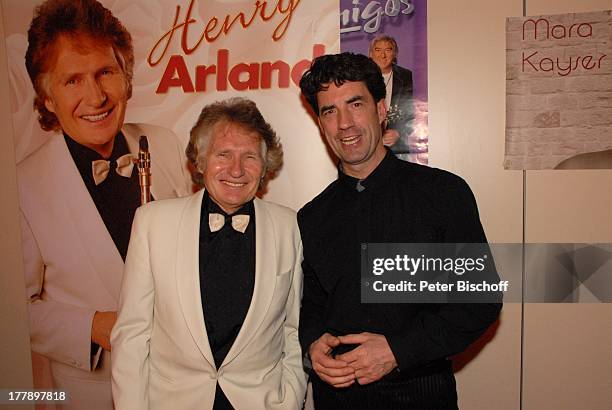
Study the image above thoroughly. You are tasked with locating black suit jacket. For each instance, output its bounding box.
[387,64,414,154]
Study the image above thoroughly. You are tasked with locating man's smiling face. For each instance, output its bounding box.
[44,33,128,158]
[317,81,387,179]
[202,121,265,214]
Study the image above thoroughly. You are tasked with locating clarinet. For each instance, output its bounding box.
[137,135,151,205]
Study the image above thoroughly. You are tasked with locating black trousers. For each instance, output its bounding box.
[311,360,458,410]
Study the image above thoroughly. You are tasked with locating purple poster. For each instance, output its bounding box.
[340,0,428,164]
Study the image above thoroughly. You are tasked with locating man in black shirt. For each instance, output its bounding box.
[111,98,306,410]
[298,53,501,409]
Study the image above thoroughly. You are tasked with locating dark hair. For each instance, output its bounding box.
[299,52,386,115]
[186,97,283,189]
[25,0,134,131]
[369,35,398,64]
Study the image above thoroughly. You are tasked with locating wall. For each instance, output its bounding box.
[430,0,612,409]
[522,0,612,407]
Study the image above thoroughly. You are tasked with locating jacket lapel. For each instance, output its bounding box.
[221,198,277,367]
[174,189,215,368]
[47,136,123,301]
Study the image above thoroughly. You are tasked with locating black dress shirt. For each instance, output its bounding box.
[199,192,255,410]
[298,150,501,385]
[65,132,144,261]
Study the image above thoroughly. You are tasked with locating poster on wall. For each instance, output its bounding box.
[2,0,338,404]
[505,10,612,170]
[339,0,428,164]
[4,0,339,209]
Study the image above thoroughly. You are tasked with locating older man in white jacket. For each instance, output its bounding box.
[111,98,307,410]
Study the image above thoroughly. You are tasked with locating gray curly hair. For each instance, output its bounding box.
[186,97,283,189]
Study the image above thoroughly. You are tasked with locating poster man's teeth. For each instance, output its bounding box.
[82,111,109,122]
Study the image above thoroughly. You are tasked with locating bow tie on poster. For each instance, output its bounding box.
[91,154,135,186]
[209,213,250,233]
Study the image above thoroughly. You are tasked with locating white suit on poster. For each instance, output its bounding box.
[18,123,191,409]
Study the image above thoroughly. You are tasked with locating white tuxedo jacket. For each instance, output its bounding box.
[17,123,191,409]
[111,190,307,410]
